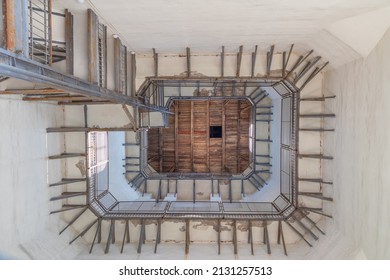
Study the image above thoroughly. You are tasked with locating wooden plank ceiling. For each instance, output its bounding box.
[148,99,251,174]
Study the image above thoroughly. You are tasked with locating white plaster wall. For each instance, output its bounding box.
[323,27,390,259]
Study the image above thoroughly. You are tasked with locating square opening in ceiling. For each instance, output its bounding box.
[210,126,222,138]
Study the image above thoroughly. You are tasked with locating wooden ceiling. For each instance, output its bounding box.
[148,99,251,174]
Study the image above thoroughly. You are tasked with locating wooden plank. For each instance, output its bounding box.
[4,0,15,51]
[87,9,98,84]
[0,88,66,95]
[65,9,74,75]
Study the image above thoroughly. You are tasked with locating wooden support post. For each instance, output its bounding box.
[233,220,238,255]
[220,46,225,77]
[236,45,243,77]
[185,220,190,255]
[153,48,158,77]
[89,219,101,254]
[154,219,161,254]
[186,47,191,77]
[251,45,258,78]
[65,9,74,75]
[69,218,98,245]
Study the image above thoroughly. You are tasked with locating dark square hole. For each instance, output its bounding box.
[210,126,222,138]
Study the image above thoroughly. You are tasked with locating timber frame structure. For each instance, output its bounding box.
[0,1,336,256]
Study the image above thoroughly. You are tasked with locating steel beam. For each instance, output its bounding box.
[220,46,225,77]
[236,45,243,77]
[185,220,190,255]
[251,45,258,78]
[89,219,101,254]
[59,207,88,235]
[69,218,98,245]
[233,220,238,255]
[0,49,170,113]
[284,220,312,247]
[186,47,191,77]
[105,220,115,254]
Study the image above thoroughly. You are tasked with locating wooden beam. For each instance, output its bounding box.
[0,88,66,95]
[186,47,191,77]
[23,96,100,102]
[65,9,74,75]
[294,217,319,240]
[284,49,313,79]
[251,45,258,78]
[4,0,28,55]
[87,9,98,84]
[50,192,86,201]
[206,100,210,171]
[175,103,179,171]
[122,104,136,131]
[299,192,333,201]
[220,46,225,77]
[49,153,86,160]
[49,204,85,214]
[236,45,243,77]
[299,207,332,219]
[302,212,325,235]
[299,62,329,91]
